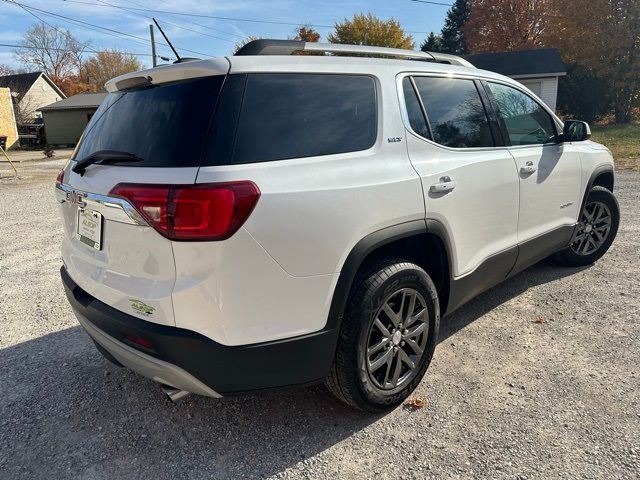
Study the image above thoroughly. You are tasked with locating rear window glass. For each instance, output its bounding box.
[228,73,377,164]
[73,76,224,167]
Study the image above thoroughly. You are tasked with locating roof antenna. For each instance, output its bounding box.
[152,18,181,63]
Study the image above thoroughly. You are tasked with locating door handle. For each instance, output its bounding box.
[520,161,537,175]
[430,176,457,194]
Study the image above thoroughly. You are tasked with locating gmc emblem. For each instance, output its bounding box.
[66,190,87,208]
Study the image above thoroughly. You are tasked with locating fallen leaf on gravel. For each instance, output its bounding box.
[404,397,425,410]
[532,316,546,324]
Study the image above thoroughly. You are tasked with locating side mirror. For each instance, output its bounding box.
[562,120,591,142]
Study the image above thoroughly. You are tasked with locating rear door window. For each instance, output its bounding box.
[226,73,377,164]
[412,77,494,148]
[73,76,225,167]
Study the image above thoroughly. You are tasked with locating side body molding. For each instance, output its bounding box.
[426,219,577,315]
[425,219,517,315]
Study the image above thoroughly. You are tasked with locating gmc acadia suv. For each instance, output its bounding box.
[56,40,619,411]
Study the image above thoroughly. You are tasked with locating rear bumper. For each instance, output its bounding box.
[61,267,339,395]
[75,308,221,397]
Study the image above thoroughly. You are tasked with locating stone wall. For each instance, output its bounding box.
[0,87,18,149]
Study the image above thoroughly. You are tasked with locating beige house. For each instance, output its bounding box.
[0,71,66,123]
[0,87,19,149]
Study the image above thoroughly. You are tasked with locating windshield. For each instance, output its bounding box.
[73,76,225,168]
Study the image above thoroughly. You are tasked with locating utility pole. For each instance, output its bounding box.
[149,24,157,67]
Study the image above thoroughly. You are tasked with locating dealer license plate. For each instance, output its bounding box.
[76,208,103,250]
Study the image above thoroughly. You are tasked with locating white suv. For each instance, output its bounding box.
[56,40,619,411]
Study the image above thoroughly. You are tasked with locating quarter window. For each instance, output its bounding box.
[402,77,430,140]
[230,74,377,164]
[411,77,494,148]
[487,82,557,146]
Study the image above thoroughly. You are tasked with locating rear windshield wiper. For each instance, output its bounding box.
[72,150,144,176]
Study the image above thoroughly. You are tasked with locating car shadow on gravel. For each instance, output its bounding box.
[0,261,589,479]
[439,260,590,343]
[0,326,381,479]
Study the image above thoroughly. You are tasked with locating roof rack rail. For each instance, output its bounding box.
[234,39,475,68]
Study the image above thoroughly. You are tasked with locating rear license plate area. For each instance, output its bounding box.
[76,208,103,250]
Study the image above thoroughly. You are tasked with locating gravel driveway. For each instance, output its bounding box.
[1,162,638,479]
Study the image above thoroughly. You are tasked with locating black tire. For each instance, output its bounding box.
[554,186,619,267]
[325,258,440,412]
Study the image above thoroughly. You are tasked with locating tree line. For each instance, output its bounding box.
[420,0,639,124]
[1,23,143,97]
[3,1,638,124]
[297,1,638,125]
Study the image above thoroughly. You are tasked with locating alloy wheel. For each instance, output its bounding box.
[571,201,612,256]
[365,288,429,390]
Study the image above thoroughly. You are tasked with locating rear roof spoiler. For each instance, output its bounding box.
[234,39,475,68]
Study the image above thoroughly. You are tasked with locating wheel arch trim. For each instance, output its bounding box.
[326,219,458,332]
[581,165,614,213]
[326,220,430,331]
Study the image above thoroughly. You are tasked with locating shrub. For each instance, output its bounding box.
[43,145,55,158]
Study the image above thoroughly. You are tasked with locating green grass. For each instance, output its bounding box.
[591,124,640,170]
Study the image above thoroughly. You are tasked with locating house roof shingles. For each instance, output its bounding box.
[41,92,107,111]
[0,72,43,97]
[464,48,567,77]
[0,71,67,100]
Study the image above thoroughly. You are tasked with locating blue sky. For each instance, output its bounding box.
[1,0,451,69]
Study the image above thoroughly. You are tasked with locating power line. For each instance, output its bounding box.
[57,0,439,34]
[4,0,160,51]
[6,0,170,61]
[410,0,453,6]
[4,0,156,54]
[4,0,214,57]
[91,0,237,43]
[60,1,334,28]
[0,42,154,57]
[94,0,245,39]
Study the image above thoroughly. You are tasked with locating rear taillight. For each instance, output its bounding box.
[109,181,260,241]
[55,169,64,186]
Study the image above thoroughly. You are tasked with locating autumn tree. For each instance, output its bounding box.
[327,13,414,49]
[293,25,320,42]
[80,50,143,91]
[465,0,553,53]
[440,0,470,54]
[54,75,96,96]
[15,22,88,78]
[546,0,640,123]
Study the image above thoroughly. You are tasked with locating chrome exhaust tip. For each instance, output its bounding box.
[161,384,190,402]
